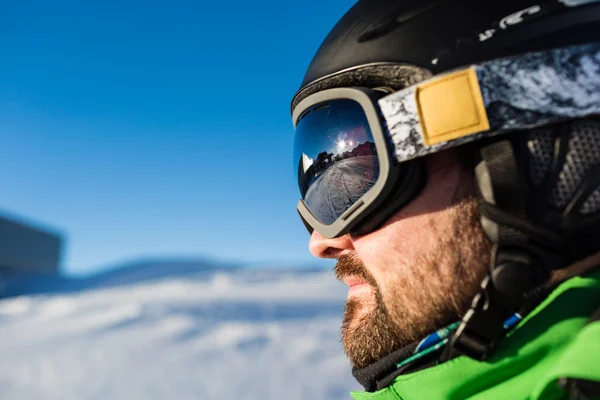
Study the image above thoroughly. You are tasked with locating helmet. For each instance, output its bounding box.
[291,0,600,360]
[292,0,600,109]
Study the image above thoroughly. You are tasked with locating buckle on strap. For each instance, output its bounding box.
[448,275,512,360]
[446,247,550,361]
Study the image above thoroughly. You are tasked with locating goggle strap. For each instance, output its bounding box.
[380,42,600,163]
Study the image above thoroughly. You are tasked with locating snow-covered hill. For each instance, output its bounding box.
[0,262,359,399]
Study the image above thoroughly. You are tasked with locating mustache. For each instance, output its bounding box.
[334,254,377,286]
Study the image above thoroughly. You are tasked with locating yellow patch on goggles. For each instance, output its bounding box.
[415,67,490,146]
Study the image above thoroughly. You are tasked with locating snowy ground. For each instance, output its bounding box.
[305,156,379,224]
[0,265,359,399]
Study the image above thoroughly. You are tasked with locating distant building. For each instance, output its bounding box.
[348,141,376,157]
[0,214,63,275]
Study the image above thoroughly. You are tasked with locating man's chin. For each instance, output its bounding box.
[342,297,377,343]
[341,291,401,369]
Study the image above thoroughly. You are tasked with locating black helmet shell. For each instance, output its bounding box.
[292,0,600,110]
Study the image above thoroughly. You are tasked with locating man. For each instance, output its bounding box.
[290,1,600,398]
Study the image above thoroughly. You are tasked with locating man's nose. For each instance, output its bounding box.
[309,230,354,258]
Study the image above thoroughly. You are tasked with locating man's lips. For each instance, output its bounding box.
[342,276,371,296]
[343,277,369,288]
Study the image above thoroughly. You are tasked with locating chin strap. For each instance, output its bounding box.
[445,245,552,361]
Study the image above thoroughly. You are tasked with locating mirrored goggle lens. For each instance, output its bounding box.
[293,99,380,225]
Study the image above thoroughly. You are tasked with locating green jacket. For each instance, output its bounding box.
[351,269,600,400]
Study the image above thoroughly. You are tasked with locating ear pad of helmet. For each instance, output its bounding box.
[473,117,600,272]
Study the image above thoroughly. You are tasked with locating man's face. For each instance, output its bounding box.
[308,150,492,369]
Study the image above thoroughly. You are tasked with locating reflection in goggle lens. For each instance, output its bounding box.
[293,99,380,225]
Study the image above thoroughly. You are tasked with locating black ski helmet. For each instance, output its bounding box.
[292,0,600,110]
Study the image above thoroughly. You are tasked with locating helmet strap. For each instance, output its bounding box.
[445,137,565,360]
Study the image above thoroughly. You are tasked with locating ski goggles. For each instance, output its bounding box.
[292,42,600,238]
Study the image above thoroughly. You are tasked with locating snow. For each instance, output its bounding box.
[0,266,360,399]
[301,153,314,173]
[305,156,379,224]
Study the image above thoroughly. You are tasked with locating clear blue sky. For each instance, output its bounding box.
[294,100,372,169]
[0,0,355,276]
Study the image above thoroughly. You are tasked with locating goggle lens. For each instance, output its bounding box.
[293,99,380,225]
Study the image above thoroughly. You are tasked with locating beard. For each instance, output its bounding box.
[334,191,492,369]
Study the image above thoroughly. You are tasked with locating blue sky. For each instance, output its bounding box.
[0,0,355,275]
[294,100,372,168]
